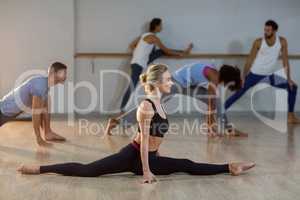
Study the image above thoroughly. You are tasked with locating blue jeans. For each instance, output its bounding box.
[225,72,298,112]
[120,64,144,111]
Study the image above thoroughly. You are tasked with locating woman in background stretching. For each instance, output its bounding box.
[106,18,193,134]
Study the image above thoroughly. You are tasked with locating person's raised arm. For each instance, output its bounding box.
[243,39,260,78]
[32,96,51,146]
[152,35,193,57]
[137,100,156,184]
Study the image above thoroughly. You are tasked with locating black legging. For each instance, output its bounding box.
[40,144,229,177]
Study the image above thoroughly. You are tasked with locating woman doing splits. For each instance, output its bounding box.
[18,64,255,184]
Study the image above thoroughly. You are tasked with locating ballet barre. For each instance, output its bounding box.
[74,53,300,59]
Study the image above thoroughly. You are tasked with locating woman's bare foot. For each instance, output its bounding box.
[104,118,119,136]
[17,165,40,175]
[45,132,66,141]
[229,162,255,176]
[207,131,218,137]
[206,128,219,137]
[226,129,248,137]
[288,113,300,124]
[206,124,220,137]
[37,138,53,147]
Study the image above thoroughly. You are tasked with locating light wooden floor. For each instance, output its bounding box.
[0,115,300,200]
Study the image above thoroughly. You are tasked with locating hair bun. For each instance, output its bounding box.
[140,73,147,84]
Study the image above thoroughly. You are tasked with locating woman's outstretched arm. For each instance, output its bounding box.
[151,35,193,57]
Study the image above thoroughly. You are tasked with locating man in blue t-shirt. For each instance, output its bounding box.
[0,62,67,146]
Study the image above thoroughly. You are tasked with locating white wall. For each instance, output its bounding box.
[76,0,300,53]
[1,0,299,115]
[75,0,300,114]
[0,0,75,113]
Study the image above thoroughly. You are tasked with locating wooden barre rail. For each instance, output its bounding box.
[75,53,300,59]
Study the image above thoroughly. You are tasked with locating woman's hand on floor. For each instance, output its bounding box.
[142,171,157,184]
